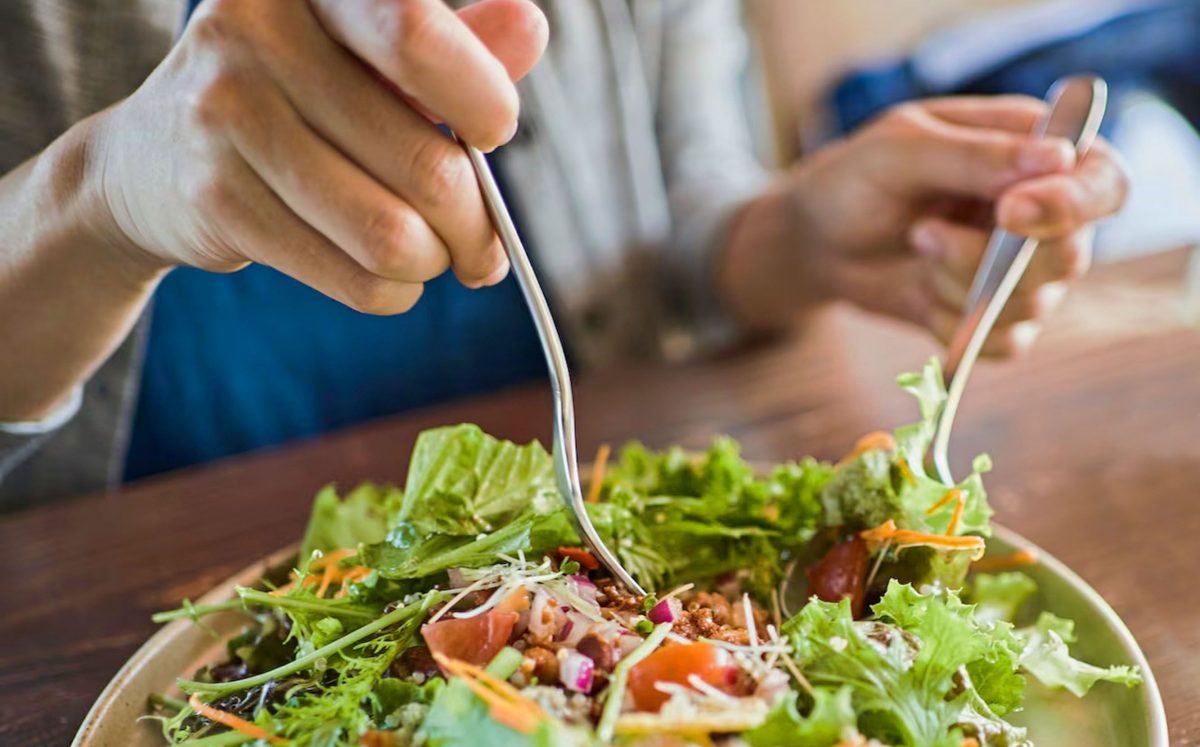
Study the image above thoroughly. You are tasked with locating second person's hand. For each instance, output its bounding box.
[92,0,548,313]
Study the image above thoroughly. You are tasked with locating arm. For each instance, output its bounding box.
[0,0,549,423]
[0,120,164,421]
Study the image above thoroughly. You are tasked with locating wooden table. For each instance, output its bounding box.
[2,250,1198,746]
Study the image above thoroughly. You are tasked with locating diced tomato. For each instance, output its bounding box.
[421,610,518,671]
[806,535,870,618]
[628,641,737,712]
[557,546,600,570]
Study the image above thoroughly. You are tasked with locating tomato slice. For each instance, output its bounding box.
[806,535,870,618]
[421,609,518,671]
[627,641,737,712]
[557,546,600,570]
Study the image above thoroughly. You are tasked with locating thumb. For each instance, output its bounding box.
[457,0,549,82]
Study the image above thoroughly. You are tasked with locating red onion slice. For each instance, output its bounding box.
[647,597,682,624]
[560,650,595,693]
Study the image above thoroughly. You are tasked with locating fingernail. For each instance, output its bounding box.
[1002,196,1044,227]
[911,224,943,259]
[1018,139,1075,175]
[463,259,511,289]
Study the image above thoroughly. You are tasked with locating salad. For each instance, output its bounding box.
[147,361,1140,746]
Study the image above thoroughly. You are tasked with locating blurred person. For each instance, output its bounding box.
[0,0,1127,507]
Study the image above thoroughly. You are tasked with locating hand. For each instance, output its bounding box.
[92,0,548,313]
[784,96,1128,355]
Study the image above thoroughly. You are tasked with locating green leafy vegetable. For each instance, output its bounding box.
[397,424,557,535]
[300,483,395,561]
[743,687,858,746]
[1016,612,1143,696]
[971,572,1038,625]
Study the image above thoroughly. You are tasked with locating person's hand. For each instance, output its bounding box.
[91,0,548,313]
[785,96,1128,355]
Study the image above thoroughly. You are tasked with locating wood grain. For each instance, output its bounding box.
[1,250,1197,746]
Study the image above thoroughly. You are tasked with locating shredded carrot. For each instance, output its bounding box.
[188,695,283,744]
[963,739,980,747]
[895,458,917,487]
[433,652,546,734]
[860,519,986,554]
[972,549,1039,572]
[316,562,338,598]
[307,548,357,571]
[838,431,897,466]
[946,493,965,536]
[586,444,611,504]
[925,488,963,515]
[557,546,600,571]
[269,580,296,597]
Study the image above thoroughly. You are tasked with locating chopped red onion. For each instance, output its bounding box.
[648,597,682,624]
[555,618,575,642]
[560,650,595,693]
[569,575,599,602]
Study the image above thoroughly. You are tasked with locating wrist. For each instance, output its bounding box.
[36,110,171,293]
[716,174,833,332]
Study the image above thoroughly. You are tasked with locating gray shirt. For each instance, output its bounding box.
[0,0,768,508]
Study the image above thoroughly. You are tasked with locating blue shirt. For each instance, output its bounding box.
[125,261,544,480]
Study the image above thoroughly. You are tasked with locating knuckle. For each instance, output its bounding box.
[409,138,474,211]
[376,0,436,71]
[883,103,927,133]
[187,65,248,131]
[1042,187,1084,229]
[358,207,415,276]
[342,272,414,315]
[186,4,246,49]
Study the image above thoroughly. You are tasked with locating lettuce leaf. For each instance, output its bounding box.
[396,424,557,535]
[1015,612,1142,696]
[782,581,1027,746]
[970,572,1038,625]
[300,483,395,561]
[742,687,858,746]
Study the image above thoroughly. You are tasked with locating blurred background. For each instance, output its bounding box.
[749,0,1200,303]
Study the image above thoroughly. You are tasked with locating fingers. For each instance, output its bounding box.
[218,72,455,288]
[869,104,1077,199]
[456,0,549,81]
[309,0,545,150]
[913,214,1084,340]
[257,17,507,287]
[996,139,1129,238]
[197,151,426,315]
[920,95,1046,132]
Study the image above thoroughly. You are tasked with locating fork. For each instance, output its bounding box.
[930,76,1108,484]
[459,143,647,595]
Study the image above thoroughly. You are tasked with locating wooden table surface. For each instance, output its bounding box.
[1,250,1198,746]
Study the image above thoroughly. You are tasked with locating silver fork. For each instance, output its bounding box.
[930,76,1108,484]
[460,143,646,594]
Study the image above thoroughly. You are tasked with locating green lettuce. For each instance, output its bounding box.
[743,687,858,746]
[396,424,558,535]
[300,483,396,561]
[1015,612,1142,696]
[781,581,1027,746]
[970,572,1038,625]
